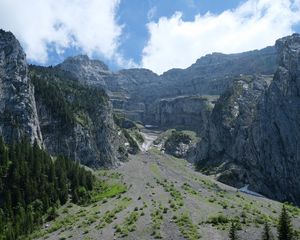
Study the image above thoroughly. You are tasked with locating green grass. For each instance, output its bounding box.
[114,211,142,237]
[29,208,86,239]
[181,183,199,195]
[150,163,162,177]
[206,214,230,226]
[150,201,164,239]
[97,197,132,229]
[175,213,201,240]
[91,181,127,202]
[156,179,184,210]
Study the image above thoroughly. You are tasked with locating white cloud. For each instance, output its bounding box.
[0,0,135,67]
[142,0,300,74]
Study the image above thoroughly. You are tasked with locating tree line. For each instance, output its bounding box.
[0,137,95,239]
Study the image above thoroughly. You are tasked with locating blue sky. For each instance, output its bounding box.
[0,0,300,74]
[117,0,244,67]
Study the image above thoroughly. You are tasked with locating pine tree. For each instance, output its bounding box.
[0,136,95,239]
[278,205,293,240]
[26,206,34,234]
[0,209,4,234]
[262,222,272,240]
[229,221,238,240]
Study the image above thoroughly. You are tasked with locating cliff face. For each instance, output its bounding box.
[159,46,277,98]
[56,47,277,128]
[0,30,42,145]
[146,95,217,133]
[30,66,128,167]
[194,75,272,174]
[115,47,277,127]
[246,34,300,204]
[0,29,129,168]
[195,34,300,205]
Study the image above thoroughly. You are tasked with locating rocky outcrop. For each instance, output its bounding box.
[194,74,272,174]
[30,66,128,168]
[58,57,160,123]
[195,34,300,205]
[0,30,42,145]
[163,130,198,159]
[57,55,115,90]
[146,95,217,133]
[245,34,300,204]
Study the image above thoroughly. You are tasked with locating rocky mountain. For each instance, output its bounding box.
[113,46,277,126]
[2,28,300,206]
[57,57,162,122]
[194,74,273,179]
[57,45,277,129]
[159,46,277,98]
[0,30,129,167]
[0,30,42,145]
[30,66,128,167]
[195,34,300,205]
[57,55,111,88]
[145,95,217,133]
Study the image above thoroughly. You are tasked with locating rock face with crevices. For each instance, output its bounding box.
[0,30,42,145]
[145,95,217,133]
[30,65,129,168]
[195,34,300,205]
[57,55,112,89]
[0,29,129,167]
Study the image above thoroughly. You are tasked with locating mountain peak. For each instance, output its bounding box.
[56,54,110,87]
[59,54,109,72]
[0,29,24,59]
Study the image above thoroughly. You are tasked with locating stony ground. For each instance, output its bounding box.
[31,130,300,240]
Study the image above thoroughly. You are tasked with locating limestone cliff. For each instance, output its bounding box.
[30,66,128,167]
[146,95,217,133]
[195,34,300,205]
[0,30,42,145]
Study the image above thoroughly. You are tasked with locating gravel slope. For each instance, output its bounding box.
[33,130,300,240]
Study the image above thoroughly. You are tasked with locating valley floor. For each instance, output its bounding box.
[32,130,300,240]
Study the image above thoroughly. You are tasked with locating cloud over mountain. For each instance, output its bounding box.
[142,0,300,74]
[0,0,125,64]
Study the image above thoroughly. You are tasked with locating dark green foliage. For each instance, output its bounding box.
[122,129,139,154]
[262,222,272,240]
[164,130,191,156]
[30,65,108,129]
[46,206,58,221]
[277,205,293,240]
[0,137,95,239]
[229,221,238,240]
[31,72,74,128]
[113,114,136,129]
[165,131,191,146]
[207,214,229,225]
